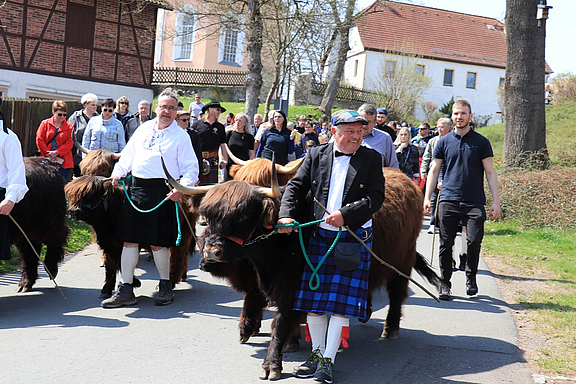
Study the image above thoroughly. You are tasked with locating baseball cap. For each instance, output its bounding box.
[376,107,388,115]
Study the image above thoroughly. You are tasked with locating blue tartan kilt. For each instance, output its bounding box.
[293,227,372,319]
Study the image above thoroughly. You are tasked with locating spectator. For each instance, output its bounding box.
[114,96,133,128]
[374,107,396,142]
[82,98,126,154]
[287,121,301,160]
[411,122,433,156]
[69,92,99,177]
[296,115,307,134]
[394,127,420,180]
[176,110,202,170]
[177,101,184,111]
[388,120,399,137]
[189,93,205,124]
[36,101,74,181]
[225,112,235,127]
[259,110,295,165]
[254,111,276,155]
[357,104,399,169]
[297,120,320,151]
[301,139,317,157]
[250,113,263,136]
[318,132,329,144]
[225,112,254,180]
[124,100,151,142]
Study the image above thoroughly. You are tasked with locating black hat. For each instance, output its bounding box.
[202,101,226,114]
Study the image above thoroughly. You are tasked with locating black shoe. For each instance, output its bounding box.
[313,357,333,384]
[466,275,478,296]
[459,254,467,271]
[101,283,137,308]
[439,283,452,301]
[155,279,174,306]
[293,349,321,378]
[452,259,458,271]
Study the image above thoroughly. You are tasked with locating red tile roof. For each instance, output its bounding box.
[356,1,552,72]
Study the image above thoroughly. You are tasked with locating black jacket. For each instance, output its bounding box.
[279,142,385,231]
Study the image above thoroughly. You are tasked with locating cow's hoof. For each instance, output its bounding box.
[282,342,299,353]
[381,329,399,340]
[259,368,269,380]
[99,292,112,299]
[268,368,282,381]
[239,334,251,343]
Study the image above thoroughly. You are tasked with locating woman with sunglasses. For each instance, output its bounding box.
[114,96,133,127]
[35,100,74,181]
[82,98,126,155]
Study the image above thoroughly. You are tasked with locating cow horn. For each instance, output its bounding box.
[277,156,305,174]
[112,153,121,160]
[224,144,248,166]
[255,153,281,198]
[72,132,89,154]
[161,157,213,195]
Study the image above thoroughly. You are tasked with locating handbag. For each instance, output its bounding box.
[333,242,362,271]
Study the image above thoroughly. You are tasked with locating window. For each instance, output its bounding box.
[66,3,95,49]
[415,64,425,75]
[466,72,477,89]
[354,60,359,77]
[173,7,196,61]
[443,69,454,86]
[218,19,245,66]
[385,60,396,77]
[499,77,505,87]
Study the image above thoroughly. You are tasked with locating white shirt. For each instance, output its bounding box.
[319,146,372,231]
[0,123,29,203]
[111,118,199,188]
[189,102,204,118]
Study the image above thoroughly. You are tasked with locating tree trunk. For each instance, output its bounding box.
[244,0,263,126]
[264,60,282,117]
[504,0,549,168]
[319,0,356,121]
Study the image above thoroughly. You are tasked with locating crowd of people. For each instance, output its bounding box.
[0,90,500,384]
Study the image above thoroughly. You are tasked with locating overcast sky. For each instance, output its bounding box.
[356,0,574,76]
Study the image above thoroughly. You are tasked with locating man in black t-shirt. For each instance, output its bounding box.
[190,101,228,185]
[374,107,396,141]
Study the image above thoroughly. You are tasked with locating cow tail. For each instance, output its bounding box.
[413,252,441,291]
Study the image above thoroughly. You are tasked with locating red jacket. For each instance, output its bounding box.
[36,117,74,169]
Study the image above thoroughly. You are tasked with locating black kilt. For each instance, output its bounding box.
[0,188,11,260]
[119,177,179,247]
[199,156,219,185]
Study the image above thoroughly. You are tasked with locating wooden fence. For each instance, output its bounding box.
[152,67,246,87]
[0,98,81,156]
[312,81,381,105]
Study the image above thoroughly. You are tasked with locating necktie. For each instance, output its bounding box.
[335,150,352,157]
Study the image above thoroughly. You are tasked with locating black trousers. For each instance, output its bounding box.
[438,200,486,287]
[429,187,439,226]
[0,188,11,260]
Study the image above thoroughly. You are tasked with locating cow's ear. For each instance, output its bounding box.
[260,198,277,229]
[229,164,240,179]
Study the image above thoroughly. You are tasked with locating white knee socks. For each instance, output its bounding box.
[152,247,170,280]
[323,316,349,362]
[120,247,139,284]
[307,314,328,355]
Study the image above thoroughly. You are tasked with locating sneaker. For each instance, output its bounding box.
[459,254,467,271]
[155,279,174,306]
[439,283,452,301]
[313,357,333,384]
[427,225,435,234]
[466,275,478,296]
[101,283,137,308]
[293,349,321,378]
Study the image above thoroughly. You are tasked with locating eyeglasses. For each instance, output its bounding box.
[119,101,128,105]
[157,105,176,111]
[179,118,189,122]
[102,108,114,113]
[56,112,67,117]
[273,115,283,119]
[419,128,429,130]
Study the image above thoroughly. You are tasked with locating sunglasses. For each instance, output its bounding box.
[56,112,67,117]
[102,108,114,113]
[179,118,190,122]
[119,101,128,105]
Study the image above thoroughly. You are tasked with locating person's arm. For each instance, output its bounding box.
[386,136,400,169]
[423,158,443,214]
[482,157,501,220]
[81,119,93,155]
[55,123,74,158]
[420,140,433,181]
[411,146,420,176]
[116,121,126,153]
[287,132,295,154]
[35,121,50,157]
[0,134,29,214]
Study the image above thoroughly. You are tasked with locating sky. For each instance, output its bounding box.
[356,0,575,76]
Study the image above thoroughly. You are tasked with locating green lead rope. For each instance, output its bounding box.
[274,219,342,291]
[119,178,182,246]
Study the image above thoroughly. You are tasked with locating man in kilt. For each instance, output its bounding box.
[0,121,29,260]
[190,101,228,185]
[104,89,199,308]
[277,111,385,384]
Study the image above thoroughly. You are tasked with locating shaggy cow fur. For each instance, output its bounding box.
[197,168,440,380]
[79,150,119,177]
[65,176,197,298]
[8,158,69,292]
[229,158,303,187]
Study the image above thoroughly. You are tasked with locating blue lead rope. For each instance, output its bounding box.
[119,178,182,246]
[274,219,342,291]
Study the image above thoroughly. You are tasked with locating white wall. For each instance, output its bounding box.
[0,69,154,107]
[345,51,505,125]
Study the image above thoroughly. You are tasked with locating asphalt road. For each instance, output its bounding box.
[0,221,534,383]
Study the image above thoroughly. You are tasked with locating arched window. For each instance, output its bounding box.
[173,6,195,61]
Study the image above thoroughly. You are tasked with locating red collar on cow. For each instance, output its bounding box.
[220,227,257,246]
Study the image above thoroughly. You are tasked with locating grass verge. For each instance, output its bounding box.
[483,220,576,376]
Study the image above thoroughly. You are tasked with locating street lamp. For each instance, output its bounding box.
[537,0,552,27]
